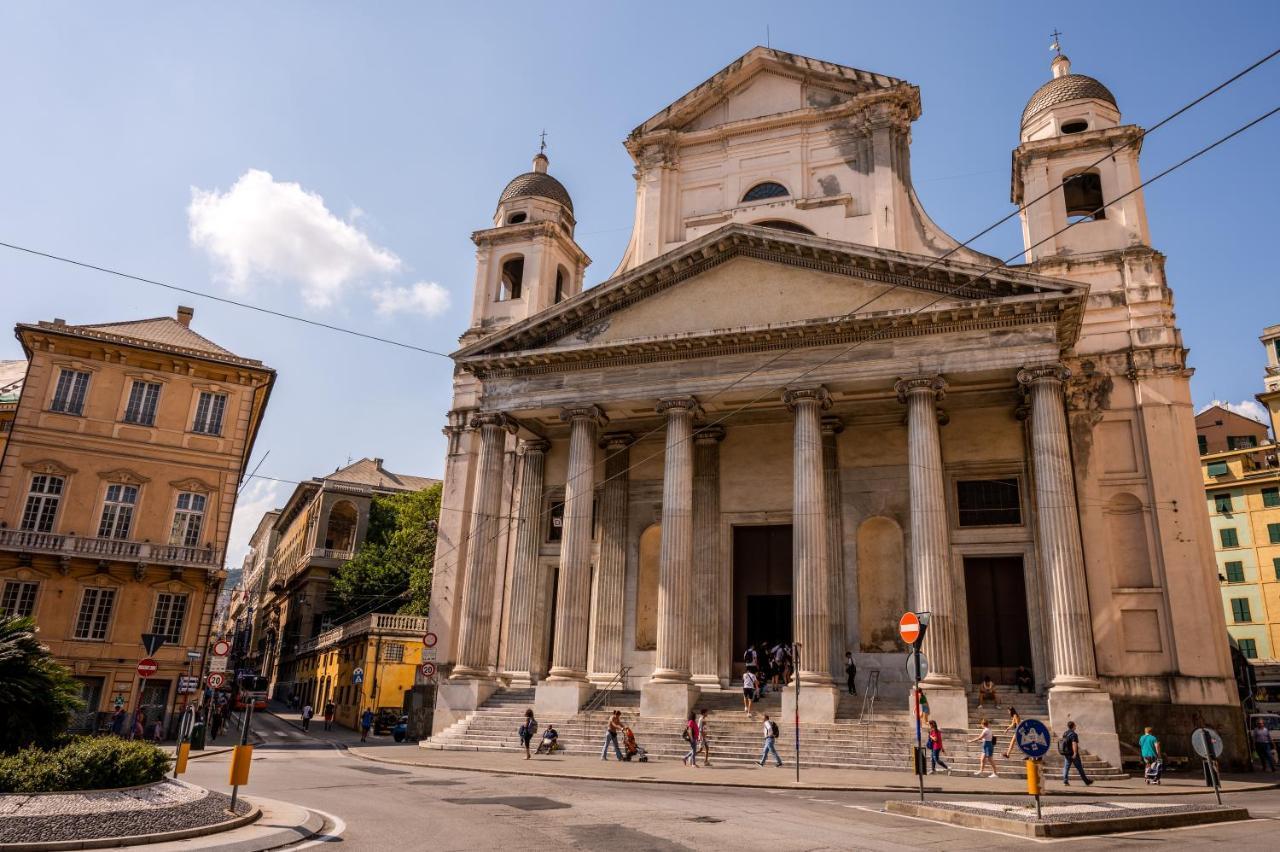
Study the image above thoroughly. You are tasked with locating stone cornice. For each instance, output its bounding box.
[471,220,591,267]
[1011,124,1145,204]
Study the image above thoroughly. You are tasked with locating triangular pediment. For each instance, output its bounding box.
[456,224,1087,372]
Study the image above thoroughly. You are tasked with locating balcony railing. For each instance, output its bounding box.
[0,528,221,568]
[314,547,355,561]
[289,612,429,657]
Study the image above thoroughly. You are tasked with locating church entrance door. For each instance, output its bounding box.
[963,556,1033,684]
[732,525,793,680]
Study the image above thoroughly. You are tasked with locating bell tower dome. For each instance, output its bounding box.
[465,150,591,340]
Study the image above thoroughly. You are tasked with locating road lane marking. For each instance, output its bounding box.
[280,807,346,848]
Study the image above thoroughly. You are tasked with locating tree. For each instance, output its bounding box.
[328,483,440,622]
[0,616,84,753]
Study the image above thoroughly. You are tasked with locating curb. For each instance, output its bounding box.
[885,800,1252,837]
[345,749,1280,797]
[0,804,261,852]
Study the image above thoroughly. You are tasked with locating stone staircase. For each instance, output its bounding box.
[425,684,1124,779]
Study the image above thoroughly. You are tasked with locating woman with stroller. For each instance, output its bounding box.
[622,725,647,762]
[1139,726,1163,784]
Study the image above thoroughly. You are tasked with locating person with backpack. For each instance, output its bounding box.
[742,669,758,716]
[682,711,700,767]
[301,702,314,731]
[323,700,336,731]
[519,709,537,759]
[601,709,625,761]
[1059,720,1093,785]
[758,714,783,767]
[844,651,857,696]
[697,708,712,766]
[360,707,374,742]
[927,720,951,775]
[744,644,758,672]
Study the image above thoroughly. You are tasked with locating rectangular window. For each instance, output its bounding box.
[955,478,1022,526]
[1230,598,1252,623]
[1207,461,1230,477]
[546,499,565,542]
[1,580,38,618]
[1225,561,1245,583]
[49,369,90,415]
[1274,557,1280,581]
[1197,434,1208,455]
[1219,528,1239,548]
[1263,487,1280,508]
[1227,435,1258,450]
[169,492,207,548]
[20,474,64,533]
[1214,493,1233,514]
[123,380,162,426]
[97,483,138,539]
[73,587,116,640]
[151,593,188,643]
[191,391,227,435]
[382,642,405,663]
[1239,638,1258,659]
[1270,523,1280,545]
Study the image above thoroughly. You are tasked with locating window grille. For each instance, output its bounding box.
[50,369,90,415]
[123,381,162,426]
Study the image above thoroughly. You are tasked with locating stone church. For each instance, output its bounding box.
[426,47,1239,766]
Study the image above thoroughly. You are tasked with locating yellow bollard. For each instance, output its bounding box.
[174,742,191,775]
[1026,758,1040,795]
[229,744,253,786]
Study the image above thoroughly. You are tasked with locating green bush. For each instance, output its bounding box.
[0,737,171,793]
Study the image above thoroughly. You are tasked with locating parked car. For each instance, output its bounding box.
[373,708,400,735]
[392,715,409,742]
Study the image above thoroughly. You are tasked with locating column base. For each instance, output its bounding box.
[910,684,968,732]
[1048,688,1121,769]
[691,674,721,688]
[503,671,535,689]
[640,680,701,719]
[782,683,840,724]
[432,677,499,735]
[535,679,595,718]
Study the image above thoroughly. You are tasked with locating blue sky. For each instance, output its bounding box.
[2,1,1277,565]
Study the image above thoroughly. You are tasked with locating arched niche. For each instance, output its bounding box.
[1106,492,1154,587]
[325,501,358,552]
[857,516,906,652]
[635,523,661,650]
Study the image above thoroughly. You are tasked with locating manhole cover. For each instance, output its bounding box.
[443,796,570,811]
[687,816,723,824]
[345,764,409,775]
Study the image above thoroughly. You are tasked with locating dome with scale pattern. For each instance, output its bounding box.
[1021,57,1117,128]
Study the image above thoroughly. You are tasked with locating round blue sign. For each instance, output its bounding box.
[1015,719,1051,759]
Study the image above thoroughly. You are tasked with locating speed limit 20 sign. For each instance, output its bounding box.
[420,662,437,679]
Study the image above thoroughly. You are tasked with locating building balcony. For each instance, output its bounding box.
[296,612,429,657]
[0,527,222,570]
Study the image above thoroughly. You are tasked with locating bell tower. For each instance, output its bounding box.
[464,150,591,342]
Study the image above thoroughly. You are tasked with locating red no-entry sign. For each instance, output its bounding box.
[137,658,159,678]
[899,612,922,646]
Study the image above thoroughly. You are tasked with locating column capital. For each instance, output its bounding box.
[820,415,844,436]
[470,411,519,433]
[894,375,947,403]
[693,424,726,444]
[657,396,702,417]
[782,386,832,411]
[1017,363,1072,388]
[599,431,635,450]
[519,437,551,455]
[559,404,608,427]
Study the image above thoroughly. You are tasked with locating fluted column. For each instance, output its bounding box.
[453,412,514,679]
[785,387,834,685]
[652,397,699,682]
[895,376,961,687]
[548,405,606,681]
[589,432,632,681]
[821,416,847,683]
[691,424,725,685]
[503,438,549,682]
[1019,365,1099,691]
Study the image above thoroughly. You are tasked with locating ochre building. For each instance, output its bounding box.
[426,48,1239,767]
[0,307,273,732]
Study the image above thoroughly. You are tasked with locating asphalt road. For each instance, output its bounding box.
[180,712,1280,851]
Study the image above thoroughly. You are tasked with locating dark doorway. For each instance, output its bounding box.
[733,525,793,678]
[964,556,1033,684]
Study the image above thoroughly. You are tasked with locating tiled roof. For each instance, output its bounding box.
[23,315,264,368]
[499,171,574,213]
[1022,74,1117,126]
[325,457,439,493]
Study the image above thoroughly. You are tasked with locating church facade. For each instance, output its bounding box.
[426,47,1239,765]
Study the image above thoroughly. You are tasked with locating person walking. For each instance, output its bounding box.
[681,711,700,767]
[916,687,930,728]
[301,703,314,731]
[742,669,757,717]
[109,707,126,737]
[927,720,951,775]
[1252,718,1276,772]
[601,710,625,761]
[697,708,711,766]
[1059,720,1093,786]
[1002,707,1022,759]
[323,701,336,731]
[519,709,537,759]
[844,652,857,696]
[744,644,758,672]
[968,718,999,778]
[1139,726,1163,784]
[360,707,374,742]
[758,714,783,767]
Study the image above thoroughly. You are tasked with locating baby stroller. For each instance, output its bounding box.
[1144,757,1163,785]
[622,726,648,762]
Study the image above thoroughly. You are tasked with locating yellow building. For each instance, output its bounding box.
[0,307,273,733]
[291,613,428,730]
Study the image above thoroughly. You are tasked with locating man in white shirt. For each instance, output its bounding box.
[758,714,783,767]
[742,670,757,716]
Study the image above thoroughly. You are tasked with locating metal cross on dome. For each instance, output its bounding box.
[1050,28,1064,55]
[539,129,547,155]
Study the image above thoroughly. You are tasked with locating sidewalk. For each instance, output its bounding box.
[346,743,1280,797]
[265,702,406,750]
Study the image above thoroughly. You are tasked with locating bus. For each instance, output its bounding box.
[233,674,270,711]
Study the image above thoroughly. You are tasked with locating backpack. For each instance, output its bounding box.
[1059,733,1074,756]
[768,720,780,738]
[681,727,691,742]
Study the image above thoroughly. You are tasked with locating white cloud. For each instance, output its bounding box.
[225,478,285,574]
[188,169,401,309]
[370,281,452,318]
[1199,398,1268,424]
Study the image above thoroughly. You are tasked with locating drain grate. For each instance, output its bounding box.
[443,796,570,811]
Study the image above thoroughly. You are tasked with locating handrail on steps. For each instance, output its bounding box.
[582,666,631,712]
[858,669,880,722]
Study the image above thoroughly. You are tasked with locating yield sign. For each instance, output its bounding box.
[899,612,923,646]
[141,633,166,656]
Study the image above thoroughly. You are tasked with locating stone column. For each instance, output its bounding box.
[589,432,633,685]
[784,387,834,686]
[821,416,848,685]
[1019,364,1120,766]
[503,438,549,685]
[642,396,702,717]
[452,412,513,680]
[895,376,967,731]
[691,425,725,687]
[536,406,606,717]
